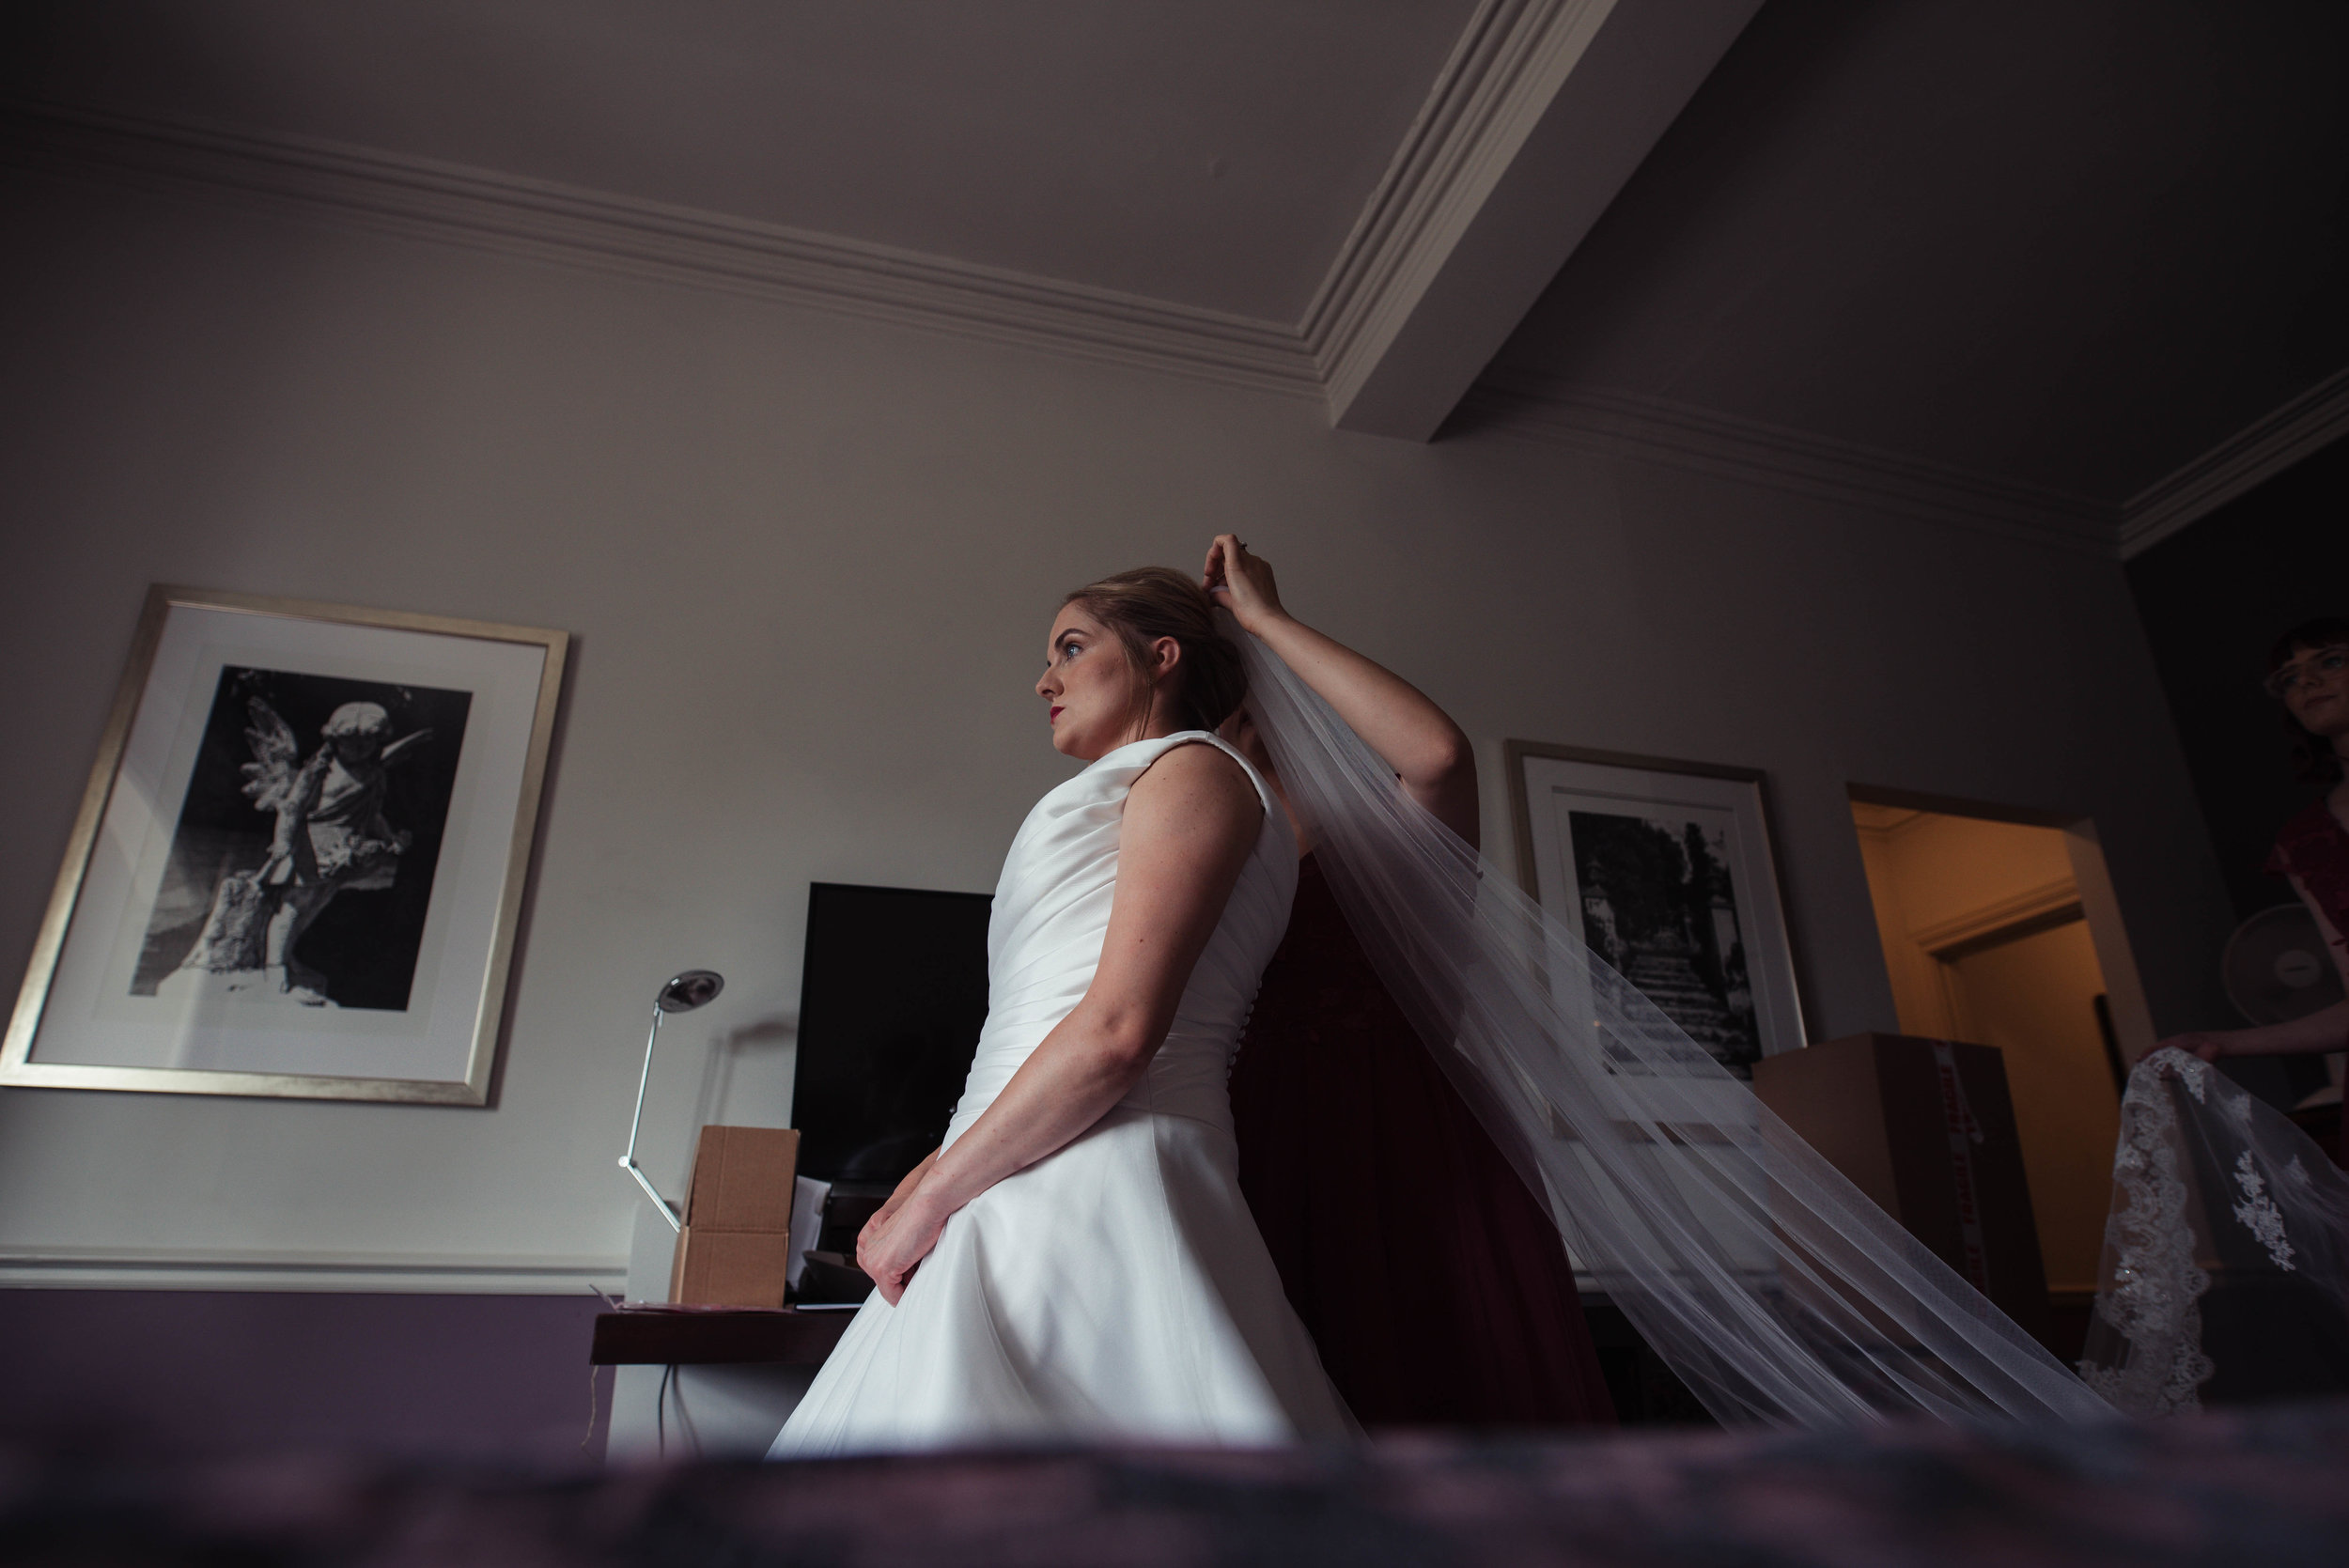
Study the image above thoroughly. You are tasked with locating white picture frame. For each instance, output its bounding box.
[1506,742,1807,1074]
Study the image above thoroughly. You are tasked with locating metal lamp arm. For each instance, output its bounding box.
[618,1003,682,1232]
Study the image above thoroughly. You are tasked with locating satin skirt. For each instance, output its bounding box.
[769,1104,1354,1456]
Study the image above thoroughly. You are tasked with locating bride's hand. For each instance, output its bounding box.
[1203,534,1286,634]
[857,1188,951,1306]
[864,1149,937,1234]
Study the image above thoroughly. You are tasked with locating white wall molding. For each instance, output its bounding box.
[1306,0,1767,440]
[0,100,1321,400]
[2118,366,2349,558]
[1908,876,2082,956]
[1302,0,1607,383]
[1465,373,2123,554]
[6,5,1759,444]
[11,98,2339,560]
[0,1242,627,1295]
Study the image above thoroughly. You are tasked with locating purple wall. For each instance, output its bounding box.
[0,1289,610,1466]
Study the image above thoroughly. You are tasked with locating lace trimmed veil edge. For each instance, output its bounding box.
[2082,1049,2349,1416]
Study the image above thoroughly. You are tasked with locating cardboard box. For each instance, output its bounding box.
[1752,1032,2052,1344]
[668,1225,797,1309]
[683,1126,800,1233]
[667,1126,803,1306]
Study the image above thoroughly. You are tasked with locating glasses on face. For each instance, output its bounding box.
[2263,646,2349,700]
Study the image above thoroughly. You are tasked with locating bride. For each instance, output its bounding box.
[770,567,1352,1454]
[776,551,2111,1455]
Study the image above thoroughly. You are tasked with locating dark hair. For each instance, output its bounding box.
[1062,567,1247,734]
[2267,616,2349,788]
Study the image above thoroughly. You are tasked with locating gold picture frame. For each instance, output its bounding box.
[3,586,568,1104]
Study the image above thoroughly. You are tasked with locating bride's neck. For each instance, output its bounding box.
[1122,691,1189,746]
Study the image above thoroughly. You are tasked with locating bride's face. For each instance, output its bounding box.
[1037,604,1146,761]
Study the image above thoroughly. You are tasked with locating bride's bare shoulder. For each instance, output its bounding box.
[1126,739,1258,826]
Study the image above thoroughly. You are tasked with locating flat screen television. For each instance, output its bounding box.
[789,881,992,1188]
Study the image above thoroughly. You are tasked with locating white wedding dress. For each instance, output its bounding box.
[769,731,1353,1456]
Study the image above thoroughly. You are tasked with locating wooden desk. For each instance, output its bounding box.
[590,1307,852,1367]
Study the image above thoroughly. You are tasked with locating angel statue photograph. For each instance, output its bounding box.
[135,666,472,1012]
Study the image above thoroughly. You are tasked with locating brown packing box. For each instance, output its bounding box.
[666,1125,802,1307]
[668,1226,797,1309]
[683,1125,800,1233]
[1751,1032,2052,1345]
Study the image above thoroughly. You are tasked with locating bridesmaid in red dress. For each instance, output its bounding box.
[2162,617,2349,1168]
[1205,536,1615,1427]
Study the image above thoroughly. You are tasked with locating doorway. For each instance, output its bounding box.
[1848,796,2153,1294]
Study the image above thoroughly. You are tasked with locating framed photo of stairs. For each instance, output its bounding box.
[1506,742,1806,1077]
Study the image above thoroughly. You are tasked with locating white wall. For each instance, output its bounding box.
[0,166,2238,1293]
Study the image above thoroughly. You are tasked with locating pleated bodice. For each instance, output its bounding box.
[945,731,1297,1141]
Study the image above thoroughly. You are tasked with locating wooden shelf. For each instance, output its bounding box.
[589,1307,854,1366]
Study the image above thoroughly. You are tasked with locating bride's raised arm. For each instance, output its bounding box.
[855,740,1261,1303]
[1204,535,1478,847]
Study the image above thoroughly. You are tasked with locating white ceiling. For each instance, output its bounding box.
[6,0,2344,521]
[1,0,1480,320]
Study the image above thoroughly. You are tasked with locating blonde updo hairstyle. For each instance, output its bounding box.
[1063,567,1249,737]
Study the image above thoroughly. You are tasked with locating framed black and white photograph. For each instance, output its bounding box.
[1506,742,1806,1076]
[4,586,567,1103]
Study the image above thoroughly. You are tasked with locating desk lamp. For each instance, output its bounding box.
[617,969,723,1231]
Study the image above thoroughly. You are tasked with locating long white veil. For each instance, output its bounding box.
[1234,624,2113,1425]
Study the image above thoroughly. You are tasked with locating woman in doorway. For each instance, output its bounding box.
[2158,616,2349,1165]
[1205,536,1616,1426]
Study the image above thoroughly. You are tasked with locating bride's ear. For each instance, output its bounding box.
[1146,635,1183,682]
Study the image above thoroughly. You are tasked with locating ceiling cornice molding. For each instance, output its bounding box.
[1301,0,1765,440]
[0,99,1322,399]
[10,100,2339,563]
[1906,876,2081,957]
[1465,373,2121,554]
[8,1,1634,423]
[2116,366,2349,559]
[1300,0,1607,380]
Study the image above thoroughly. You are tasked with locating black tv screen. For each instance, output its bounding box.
[790,882,992,1188]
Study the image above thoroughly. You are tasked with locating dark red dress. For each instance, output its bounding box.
[1229,853,1617,1428]
[2265,801,2349,1167]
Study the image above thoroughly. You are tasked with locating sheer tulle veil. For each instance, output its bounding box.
[1230,619,2115,1425]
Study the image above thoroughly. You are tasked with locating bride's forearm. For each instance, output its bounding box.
[1244,612,1468,784]
[911,1001,1156,1216]
[891,741,1253,1245]
[870,1149,938,1228]
[1242,611,1477,844]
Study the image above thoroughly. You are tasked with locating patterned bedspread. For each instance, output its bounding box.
[5,1397,2344,1566]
